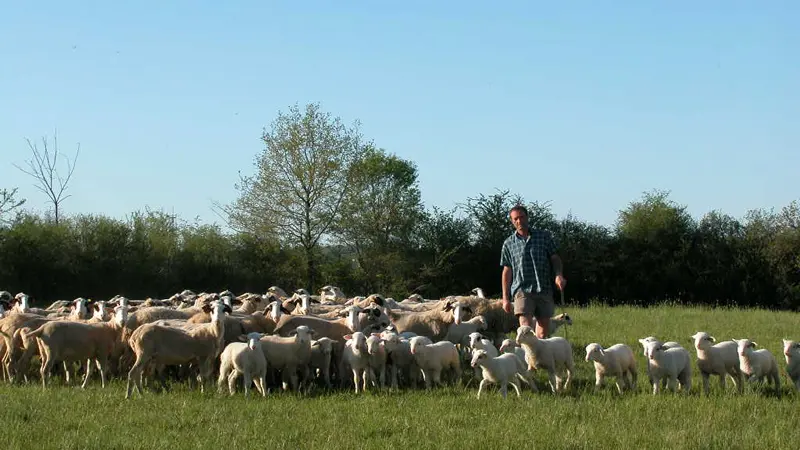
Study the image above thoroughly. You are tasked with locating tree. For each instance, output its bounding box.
[13,132,80,225]
[221,103,367,289]
[334,147,423,292]
[0,187,26,226]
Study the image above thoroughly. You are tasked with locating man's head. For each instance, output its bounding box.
[510,205,529,234]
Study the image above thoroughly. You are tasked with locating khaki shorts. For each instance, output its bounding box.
[514,290,555,319]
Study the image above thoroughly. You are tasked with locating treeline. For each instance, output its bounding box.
[0,190,797,310]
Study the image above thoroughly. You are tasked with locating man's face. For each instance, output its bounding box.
[510,209,528,233]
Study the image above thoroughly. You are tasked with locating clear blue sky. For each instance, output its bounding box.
[2,1,797,229]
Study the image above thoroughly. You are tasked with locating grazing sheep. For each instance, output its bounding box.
[126,300,232,398]
[515,325,574,393]
[690,331,743,394]
[732,338,781,393]
[409,336,461,389]
[584,343,637,394]
[470,349,534,398]
[783,339,800,391]
[217,332,268,397]
[638,338,692,395]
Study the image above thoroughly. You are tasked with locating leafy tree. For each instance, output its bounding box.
[0,187,26,226]
[221,103,367,289]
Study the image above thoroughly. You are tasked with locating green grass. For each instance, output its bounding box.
[2,304,799,450]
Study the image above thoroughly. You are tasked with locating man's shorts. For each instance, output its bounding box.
[513,289,555,319]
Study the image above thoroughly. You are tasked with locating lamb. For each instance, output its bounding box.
[339,331,371,393]
[584,343,637,394]
[217,332,268,397]
[126,300,232,398]
[515,325,574,393]
[442,315,488,348]
[365,333,387,389]
[732,338,781,393]
[470,349,534,398]
[467,331,500,379]
[690,331,743,394]
[498,338,528,365]
[409,336,461,389]
[309,337,337,388]
[638,336,683,388]
[379,331,420,389]
[258,325,316,392]
[23,304,130,389]
[638,338,692,394]
[546,313,573,338]
[447,296,516,348]
[783,339,800,391]
[11,293,49,316]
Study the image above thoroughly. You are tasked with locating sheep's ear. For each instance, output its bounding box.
[443,301,453,312]
[371,295,385,307]
[223,304,233,314]
[343,334,353,341]
[751,342,758,348]
[599,348,605,355]
[709,336,716,342]
[237,334,249,342]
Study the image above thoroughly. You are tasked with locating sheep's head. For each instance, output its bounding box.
[407,294,424,302]
[443,298,473,325]
[0,291,12,303]
[366,293,385,307]
[71,297,89,319]
[266,300,289,321]
[311,337,335,356]
[409,336,432,355]
[783,339,799,362]
[267,286,288,299]
[294,288,310,296]
[690,331,715,350]
[499,339,517,354]
[468,332,488,349]
[204,300,232,322]
[638,336,661,357]
[515,325,537,345]
[553,313,572,325]
[470,287,485,299]
[14,293,30,312]
[243,332,262,350]
[113,304,130,326]
[733,338,757,357]
[584,343,605,362]
[289,325,316,345]
[92,301,109,321]
[344,331,367,353]
[470,349,489,368]
[366,334,384,355]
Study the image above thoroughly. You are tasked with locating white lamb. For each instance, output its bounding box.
[584,343,637,394]
[409,336,461,389]
[443,315,488,348]
[498,338,527,365]
[732,338,781,393]
[365,333,387,389]
[783,339,800,391]
[690,331,743,394]
[467,332,499,378]
[515,325,574,393]
[638,338,692,394]
[340,331,371,393]
[217,332,268,397]
[639,336,683,388]
[470,349,534,399]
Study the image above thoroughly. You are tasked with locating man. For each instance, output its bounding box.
[500,204,566,338]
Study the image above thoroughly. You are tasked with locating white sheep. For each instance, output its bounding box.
[638,336,683,388]
[690,331,743,394]
[515,325,574,393]
[340,331,371,393]
[409,336,461,389]
[379,331,420,389]
[546,312,573,338]
[258,325,316,392]
[732,338,781,393]
[783,339,800,391]
[638,338,692,394]
[217,332,268,397]
[309,337,337,389]
[443,315,488,348]
[365,333,387,389]
[584,343,637,394]
[498,338,527,366]
[470,349,534,399]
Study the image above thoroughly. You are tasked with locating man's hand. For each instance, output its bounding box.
[555,275,567,291]
[502,298,512,314]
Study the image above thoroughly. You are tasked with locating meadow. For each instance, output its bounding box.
[2,303,799,450]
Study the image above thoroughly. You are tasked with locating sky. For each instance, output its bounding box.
[1,1,798,229]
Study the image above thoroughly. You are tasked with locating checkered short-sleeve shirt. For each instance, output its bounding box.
[500,227,558,296]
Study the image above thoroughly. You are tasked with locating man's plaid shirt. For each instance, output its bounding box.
[500,227,558,296]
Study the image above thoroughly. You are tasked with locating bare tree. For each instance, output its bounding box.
[0,187,26,225]
[13,132,80,225]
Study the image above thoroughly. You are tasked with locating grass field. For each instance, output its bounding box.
[2,304,799,449]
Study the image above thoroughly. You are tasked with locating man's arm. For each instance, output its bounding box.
[550,253,563,277]
[501,265,513,313]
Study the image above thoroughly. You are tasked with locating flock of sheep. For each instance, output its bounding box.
[0,286,798,399]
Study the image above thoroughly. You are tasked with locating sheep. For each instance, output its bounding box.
[638,338,692,394]
[267,286,289,299]
[690,331,744,394]
[515,325,574,393]
[125,300,232,398]
[339,331,371,393]
[471,349,534,399]
[732,338,781,393]
[783,339,800,391]
[409,336,461,389]
[309,337,337,389]
[470,287,486,299]
[446,296,516,348]
[467,332,500,379]
[384,298,472,341]
[23,304,131,389]
[638,336,683,388]
[365,333,387,389]
[11,293,49,316]
[443,315,488,349]
[498,338,528,366]
[584,343,637,394]
[379,331,420,389]
[217,332,268,397]
[258,325,316,392]
[546,313,573,338]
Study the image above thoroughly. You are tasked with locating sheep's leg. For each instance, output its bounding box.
[352,369,361,394]
[228,370,238,395]
[547,370,558,393]
[255,375,267,397]
[701,373,710,395]
[218,359,232,393]
[594,373,605,392]
[81,358,93,389]
[40,349,54,389]
[652,376,661,395]
[718,373,726,392]
[420,368,431,389]
[126,354,148,399]
[614,378,625,395]
[476,378,488,399]
[243,372,252,398]
[500,380,508,399]
[629,369,638,391]
[509,380,522,398]
[563,366,573,391]
[667,376,678,393]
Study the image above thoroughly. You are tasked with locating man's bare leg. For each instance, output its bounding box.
[518,314,534,327]
[535,317,550,339]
